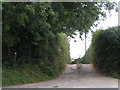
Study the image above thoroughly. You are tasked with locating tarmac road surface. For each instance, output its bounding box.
[3,64,118,88]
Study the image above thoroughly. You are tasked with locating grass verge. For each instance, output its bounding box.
[2,64,57,87]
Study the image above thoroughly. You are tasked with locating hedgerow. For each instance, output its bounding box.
[91,26,120,78]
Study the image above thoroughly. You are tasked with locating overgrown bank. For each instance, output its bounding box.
[3,33,70,86]
[3,65,54,86]
[91,26,120,78]
[2,2,72,86]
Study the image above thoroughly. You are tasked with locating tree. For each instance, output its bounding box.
[50,2,117,36]
[2,2,117,66]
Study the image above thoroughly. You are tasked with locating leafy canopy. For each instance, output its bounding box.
[2,2,117,46]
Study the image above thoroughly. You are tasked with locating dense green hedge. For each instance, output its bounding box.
[2,2,70,86]
[2,2,71,76]
[3,33,70,76]
[37,33,70,76]
[91,27,120,78]
[3,33,70,86]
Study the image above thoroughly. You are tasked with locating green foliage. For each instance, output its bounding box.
[3,33,70,86]
[91,27,120,78]
[51,2,117,36]
[71,45,92,64]
[71,60,77,64]
[35,33,70,76]
[79,57,90,64]
[2,2,117,47]
[2,2,71,85]
[2,2,118,85]
[80,45,92,64]
[2,64,54,86]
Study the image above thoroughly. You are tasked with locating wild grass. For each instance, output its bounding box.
[2,64,56,87]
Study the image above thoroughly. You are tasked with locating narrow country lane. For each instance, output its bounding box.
[3,64,118,88]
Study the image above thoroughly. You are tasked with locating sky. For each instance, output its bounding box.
[69,3,118,59]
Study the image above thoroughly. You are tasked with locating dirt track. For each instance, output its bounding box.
[4,64,118,88]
